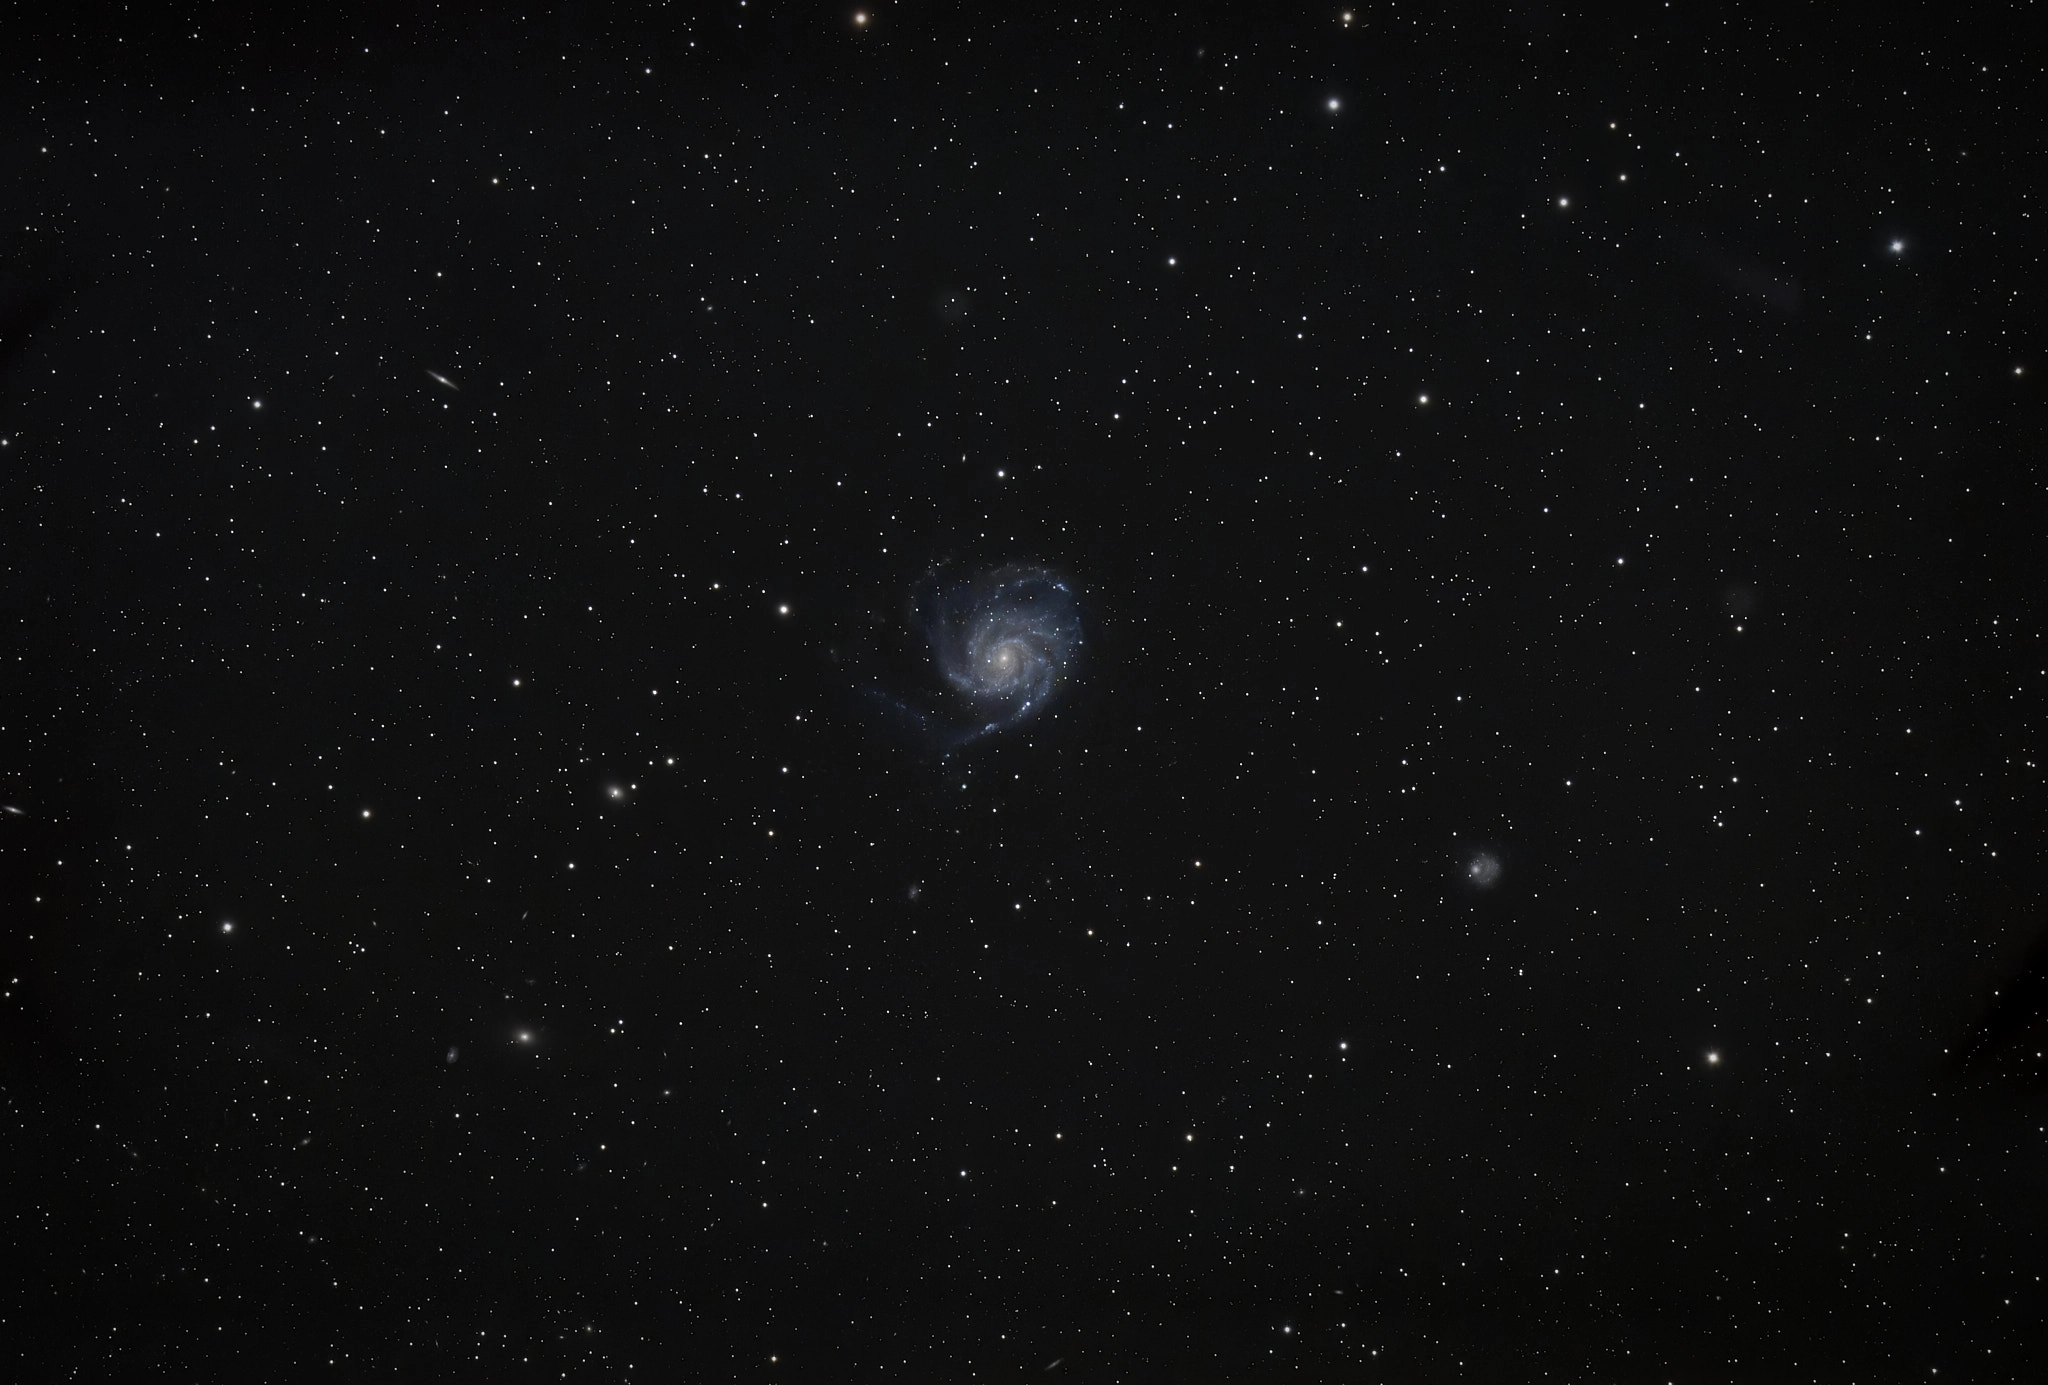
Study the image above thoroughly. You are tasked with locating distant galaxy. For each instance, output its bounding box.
[1455,843,1507,893]
[860,561,1083,752]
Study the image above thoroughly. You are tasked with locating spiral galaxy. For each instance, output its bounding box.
[863,561,1083,751]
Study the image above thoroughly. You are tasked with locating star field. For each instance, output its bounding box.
[3,6,2045,1381]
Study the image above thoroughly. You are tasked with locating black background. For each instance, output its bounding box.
[5,3,2045,1379]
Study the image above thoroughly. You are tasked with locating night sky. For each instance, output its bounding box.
[5,5,2046,1380]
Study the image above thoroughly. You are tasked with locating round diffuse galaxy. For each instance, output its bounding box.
[1453,842,1510,895]
[921,562,1082,744]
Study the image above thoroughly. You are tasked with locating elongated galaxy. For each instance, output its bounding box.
[863,562,1083,751]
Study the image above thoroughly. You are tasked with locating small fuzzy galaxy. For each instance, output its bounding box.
[861,561,1083,752]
